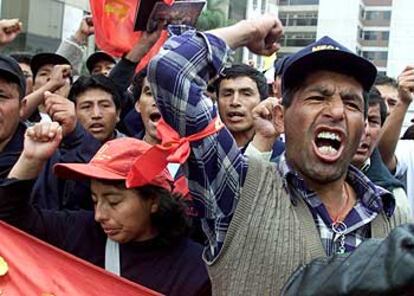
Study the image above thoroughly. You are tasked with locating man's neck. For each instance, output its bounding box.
[301,172,357,216]
[143,133,161,145]
[233,129,255,148]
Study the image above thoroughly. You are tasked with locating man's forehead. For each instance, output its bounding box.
[0,76,20,93]
[77,88,114,102]
[300,70,364,92]
[219,76,258,89]
[94,60,115,67]
[37,64,54,72]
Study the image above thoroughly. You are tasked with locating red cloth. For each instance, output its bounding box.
[90,0,173,72]
[0,221,161,295]
[127,117,224,189]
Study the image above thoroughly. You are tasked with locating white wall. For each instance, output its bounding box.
[387,0,414,132]
[387,0,414,78]
[316,0,360,52]
[62,4,84,40]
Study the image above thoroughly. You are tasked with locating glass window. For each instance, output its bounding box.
[278,0,319,5]
[261,0,267,13]
[381,31,389,40]
[378,51,388,60]
[253,0,258,9]
[283,32,316,46]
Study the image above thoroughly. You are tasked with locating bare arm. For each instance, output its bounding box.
[378,66,414,171]
[8,122,62,180]
[20,65,71,120]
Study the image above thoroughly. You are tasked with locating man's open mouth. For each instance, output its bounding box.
[313,129,345,162]
[149,111,161,122]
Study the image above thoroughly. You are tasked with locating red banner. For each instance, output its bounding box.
[0,221,161,295]
[90,0,173,72]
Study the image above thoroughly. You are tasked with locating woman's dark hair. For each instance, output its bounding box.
[68,75,122,110]
[135,185,191,246]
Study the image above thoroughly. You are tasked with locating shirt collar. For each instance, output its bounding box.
[276,152,395,217]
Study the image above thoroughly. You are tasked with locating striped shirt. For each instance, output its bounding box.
[148,26,395,260]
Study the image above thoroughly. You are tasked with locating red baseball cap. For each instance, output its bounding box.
[54,138,173,192]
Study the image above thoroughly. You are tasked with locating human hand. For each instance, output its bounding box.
[73,15,94,45]
[244,15,283,56]
[44,91,77,136]
[47,64,72,92]
[126,23,164,63]
[252,97,284,139]
[397,65,414,105]
[22,122,63,161]
[0,18,22,46]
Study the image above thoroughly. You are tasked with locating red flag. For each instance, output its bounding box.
[90,0,173,72]
[0,221,161,295]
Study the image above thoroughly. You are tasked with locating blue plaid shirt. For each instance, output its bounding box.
[148,27,395,260]
[277,154,395,256]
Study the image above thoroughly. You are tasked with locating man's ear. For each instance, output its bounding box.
[19,98,27,118]
[116,108,121,124]
[272,103,284,134]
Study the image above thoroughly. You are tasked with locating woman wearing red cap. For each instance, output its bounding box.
[0,122,211,295]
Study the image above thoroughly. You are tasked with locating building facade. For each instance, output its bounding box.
[0,0,90,54]
[276,0,414,130]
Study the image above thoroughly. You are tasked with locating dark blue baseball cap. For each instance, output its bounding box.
[0,54,26,99]
[274,55,289,77]
[31,53,71,80]
[281,36,377,94]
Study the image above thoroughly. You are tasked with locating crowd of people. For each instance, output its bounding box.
[0,10,414,295]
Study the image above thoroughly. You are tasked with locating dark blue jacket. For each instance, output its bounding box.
[0,178,211,296]
[31,123,101,210]
[0,123,25,179]
[109,58,144,136]
[0,122,101,210]
[364,148,405,192]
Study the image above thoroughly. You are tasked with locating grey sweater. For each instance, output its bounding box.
[206,157,411,295]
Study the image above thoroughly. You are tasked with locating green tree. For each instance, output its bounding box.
[196,0,232,31]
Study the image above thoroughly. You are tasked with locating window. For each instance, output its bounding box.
[278,12,318,26]
[378,51,388,60]
[278,0,319,5]
[363,31,377,40]
[365,10,391,21]
[362,51,388,61]
[381,31,389,41]
[253,0,258,9]
[261,0,267,13]
[283,32,316,47]
[383,11,391,20]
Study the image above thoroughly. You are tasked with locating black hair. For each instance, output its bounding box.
[374,73,397,88]
[68,75,121,110]
[216,64,269,100]
[366,87,387,126]
[131,70,148,102]
[402,125,414,140]
[10,52,33,65]
[135,185,190,246]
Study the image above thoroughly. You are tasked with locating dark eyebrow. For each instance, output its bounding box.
[305,85,335,97]
[340,91,363,103]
